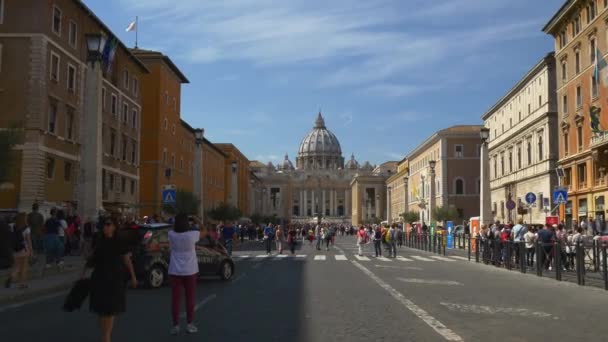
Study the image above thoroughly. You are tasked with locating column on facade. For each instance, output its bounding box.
[311,190,316,216]
[303,190,308,216]
[322,190,326,216]
[387,187,392,223]
[299,190,303,216]
[333,189,338,216]
[375,188,381,218]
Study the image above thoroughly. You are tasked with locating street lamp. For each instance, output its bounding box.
[85,33,106,64]
[194,128,204,144]
[428,160,436,226]
[193,128,204,222]
[480,127,492,226]
[387,186,392,224]
[403,176,409,221]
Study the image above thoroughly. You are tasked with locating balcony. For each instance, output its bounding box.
[595,178,606,187]
[578,181,587,189]
[590,131,608,148]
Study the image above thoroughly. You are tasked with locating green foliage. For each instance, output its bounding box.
[400,211,420,224]
[251,213,278,225]
[433,205,458,224]
[206,202,242,223]
[162,189,201,216]
[0,124,24,182]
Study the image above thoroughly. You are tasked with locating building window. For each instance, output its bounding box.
[171,154,176,168]
[101,87,106,111]
[162,148,167,164]
[493,157,497,179]
[131,139,137,164]
[122,103,128,124]
[539,95,542,107]
[500,152,505,175]
[508,150,513,172]
[180,157,184,170]
[130,180,136,195]
[121,177,126,193]
[109,174,115,191]
[573,15,581,35]
[64,162,72,182]
[165,92,169,105]
[50,52,60,82]
[48,102,57,134]
[66,108,74,140]
[561,61,567,81]
[131,109,138,129]
[132,77,138,96]
[110,129,116,156]
[576,86,582,108]
[527,140,532,165]
[575,51,581,74]
[123,69,129,89]
[46,157,55,179]
[67,63,76,92]
[454,179,464,195]
[517,144,522,169]
[52,5,61,36]
[588,1,597,23]
[173,98,177,110]
[590,38,597,64]
[528,103,531,115]
[111,94,117,116]
[564,132,569,156]
[578,163,587,188]
[592,75,599,98]
[68,20,77,48]
[0,0,4,25]
[563,94,568,115]
[559,31,567,49]
[121,135,127,161]
[538,134,544,161]
[455,144,463,158]
[518,111,521,121]
[172,124,176,135]
[578,126,584,152]
[163,118,168,130]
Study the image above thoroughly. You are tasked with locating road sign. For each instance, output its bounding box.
[506,200,516,210]
[553,188,568,205]
[546,216,559,226]
[525,192,536,205]
[446,221,454,249]
[162,188,177,205]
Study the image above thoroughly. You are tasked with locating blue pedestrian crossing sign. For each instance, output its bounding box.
[525,192,536,205]
[553,188,568,205]
[162,188,177,205]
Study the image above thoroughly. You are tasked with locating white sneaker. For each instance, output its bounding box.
[548,266,552,271]
[170,325,180,335]
[186,324,198,334]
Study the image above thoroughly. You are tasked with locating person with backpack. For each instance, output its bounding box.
[287,226,297,255]
[27,203,44,254]
[263,223,275,255]
[356,226,367,256]
[4,213,32,289]
[275,225,284,254]
[373,226,383,257]
[387,224,398,258]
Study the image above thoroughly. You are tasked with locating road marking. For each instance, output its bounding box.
[0,290,68,313]
[276,254,289,258]
[449,256,470,261]
[235,255,250,258]
[396,256,413,262]
[296,254,307,258]
[411,256,436,262]
[354,255,370,261]
[440,302,557,319]
[314,255,326,261]
[335,255,348,261]
[351,261,462,341]
[397,278,463,286]
[181,294,217,317]
[255,254,270,258]
[430,256,456,262]
[377,256,392,262]
[374,265,422,270]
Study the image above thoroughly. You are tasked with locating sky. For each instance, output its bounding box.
[85,0,565,165]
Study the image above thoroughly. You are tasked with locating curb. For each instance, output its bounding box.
[0,270,78,307]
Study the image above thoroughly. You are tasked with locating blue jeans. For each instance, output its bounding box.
[44,234,64,264]
[316,237,321,250]
[374,240,382,257]
[224,239,233,256]
[389,242,397,257]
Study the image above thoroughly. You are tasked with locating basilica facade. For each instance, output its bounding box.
[250,113,396,225]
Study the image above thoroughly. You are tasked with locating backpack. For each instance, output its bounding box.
[384,230,391,243]
[13,227,26,252]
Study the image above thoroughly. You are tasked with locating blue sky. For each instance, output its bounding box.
[86,0,564,165]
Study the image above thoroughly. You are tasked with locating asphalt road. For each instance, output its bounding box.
[2,236,608,342]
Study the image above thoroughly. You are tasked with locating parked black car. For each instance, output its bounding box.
[129,223,235,288]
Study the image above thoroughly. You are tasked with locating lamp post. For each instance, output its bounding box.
[480,127,492,226]
[194,128,204,222]
[403,176,409,221]
[429,160,436,226]
[387,186,392,224]
[79,33,106,222]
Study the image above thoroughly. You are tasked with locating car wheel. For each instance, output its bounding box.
[219,261,234,281]
[146,264,166,288]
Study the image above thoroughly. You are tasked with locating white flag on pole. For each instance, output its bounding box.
[125,21,137,32]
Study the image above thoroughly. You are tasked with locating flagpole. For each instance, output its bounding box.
[135,16,139,48]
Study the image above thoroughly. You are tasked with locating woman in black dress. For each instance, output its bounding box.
[82,218,137,342]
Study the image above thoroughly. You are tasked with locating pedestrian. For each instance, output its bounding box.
[27,203,45,254]
[565,229,576,270]
[276,225,284,254]
[168,213,200,335]
[5,213,32,289]
[287,226,297,255]
[388,224,398,258]
[356,226,367,256]
[307,228,314,247]
[82,218,137,342]
[57,210,68,257]
[511,219,526,265]
[524,227,536,267]
[263,224,274,255]
[537,224,556,270]
[315,225,322,250]
[221,222,236,257]
[373,226,382,257]
[44,208,64,268]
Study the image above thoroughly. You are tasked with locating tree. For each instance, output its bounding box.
[0,124,23,183]
[206,202,242,223]
[400,211,420,224]
[162,189,201,216]
[433,205,458,225]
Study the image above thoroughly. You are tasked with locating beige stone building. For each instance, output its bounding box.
[406,126,482,225]
[482,53,559,224]
[0,0,147,218]
[385,159,409,223]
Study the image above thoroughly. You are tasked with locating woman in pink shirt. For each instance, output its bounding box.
[168,214,201,335]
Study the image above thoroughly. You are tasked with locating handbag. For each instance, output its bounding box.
[62,278,91,312]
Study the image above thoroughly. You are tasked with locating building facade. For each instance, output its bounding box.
[131,48,197,217]
[216,144,251,216]
[544,0,608,228]
[0,0,147,218]
[386,159,409,223]
[252,113,394,225]
[406,126,482,225]
[482,53,559,225]
[202,138,226,214]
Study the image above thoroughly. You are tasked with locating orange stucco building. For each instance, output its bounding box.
[202,138,227,214]
[215,144,251,216]
[132,48,199,217]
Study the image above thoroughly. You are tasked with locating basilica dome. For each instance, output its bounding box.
[296,113,344,170]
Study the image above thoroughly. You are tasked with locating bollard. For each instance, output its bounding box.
[576,240,585,286]
[555,240,562,281]
[505,241,512,271]
[474,235,479,263]
[602,242,608,291]
[593,240,599,272]
[519,240,526,274]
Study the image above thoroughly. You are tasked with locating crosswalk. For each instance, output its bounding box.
[234,253,468,263]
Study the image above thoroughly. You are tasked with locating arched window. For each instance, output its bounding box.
[454,178,464,195]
